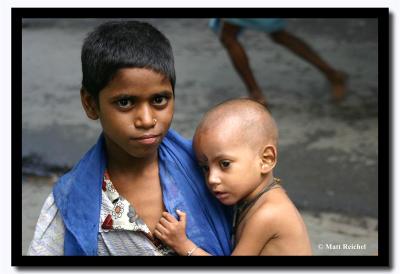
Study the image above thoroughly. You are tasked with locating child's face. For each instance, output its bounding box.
[90,68,174,159]
[193,129,264,206]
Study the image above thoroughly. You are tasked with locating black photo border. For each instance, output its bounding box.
[12,7,390,268]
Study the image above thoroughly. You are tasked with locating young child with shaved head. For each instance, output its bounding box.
[155,98,312,256]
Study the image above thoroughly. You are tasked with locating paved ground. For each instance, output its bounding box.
[21,18,379,255]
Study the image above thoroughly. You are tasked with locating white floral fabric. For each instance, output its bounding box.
[101,173,150,233]
[100,170,174,255]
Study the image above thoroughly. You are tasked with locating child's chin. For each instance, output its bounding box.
[127,146,159,159]
[220,199,236,206]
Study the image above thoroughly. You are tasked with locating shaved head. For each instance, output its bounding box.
[195,99,278,151]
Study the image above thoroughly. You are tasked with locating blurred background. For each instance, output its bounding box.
[21,18,378,255]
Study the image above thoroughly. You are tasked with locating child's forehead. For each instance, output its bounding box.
[195,129,257,160]
[203,112,251,133]
[198,122,248,146]
[103,68,172,91]
[114,67,169,82]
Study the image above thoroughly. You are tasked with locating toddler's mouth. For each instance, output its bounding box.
[214,191,229,200]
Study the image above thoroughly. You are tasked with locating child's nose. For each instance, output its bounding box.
[134,103,155,129]
[207,169,221,185]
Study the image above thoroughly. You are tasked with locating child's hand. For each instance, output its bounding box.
[155,209,192,255]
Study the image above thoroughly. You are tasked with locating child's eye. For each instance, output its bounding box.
[220,160,231,169]
[200,165,209,173]
[116,98,133,109]
[152,95,168,106]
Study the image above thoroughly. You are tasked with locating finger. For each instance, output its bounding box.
[155,223,168,235]
[154,228,165,240]
[176,209,187,224]
[154,228,162,239]
[162,211,178,223]
[159,216,172,227]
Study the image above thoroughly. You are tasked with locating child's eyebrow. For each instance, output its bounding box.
[109,93,136,101]
[197,156,208,163]
[150,90,173,97]
[110,90,173,101]
[214,153,236,160]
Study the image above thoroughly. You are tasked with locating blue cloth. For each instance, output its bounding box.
[209,18,286,35]
[53,129,233,256]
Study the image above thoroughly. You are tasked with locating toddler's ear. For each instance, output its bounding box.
[260,145,277,174]
[81,88,99,120]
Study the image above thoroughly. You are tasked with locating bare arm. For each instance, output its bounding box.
[231,211,276,256]
[154,210,210,256]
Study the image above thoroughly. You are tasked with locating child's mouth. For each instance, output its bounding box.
[214,191,229,200]
[131,134,160,145]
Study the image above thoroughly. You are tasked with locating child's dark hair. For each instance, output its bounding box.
[81,20,176,100]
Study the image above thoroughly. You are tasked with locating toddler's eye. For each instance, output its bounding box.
[201,165,209,173]
[153,95,168,106]
[220,160,231,169]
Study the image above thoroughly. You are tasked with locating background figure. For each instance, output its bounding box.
[210,18,347,106]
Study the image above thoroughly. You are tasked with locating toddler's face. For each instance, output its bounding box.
[94,68,174,159]
[193,129,264,206]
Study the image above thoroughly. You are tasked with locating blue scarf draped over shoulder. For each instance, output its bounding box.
[53,129,232,256]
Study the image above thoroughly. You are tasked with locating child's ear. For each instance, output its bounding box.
[260,145,277,174]
[80,88,99,120]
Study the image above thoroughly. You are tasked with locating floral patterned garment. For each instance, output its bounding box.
[100,170,175,256]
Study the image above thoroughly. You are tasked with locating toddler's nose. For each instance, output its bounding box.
[207,170,221,185]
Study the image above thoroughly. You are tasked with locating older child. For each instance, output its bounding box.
[155,99,312,255]
[28,21,232,256]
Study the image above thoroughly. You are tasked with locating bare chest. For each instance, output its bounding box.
[114,177,165,234]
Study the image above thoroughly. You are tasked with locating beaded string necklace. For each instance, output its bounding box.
[231,177,282,246]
